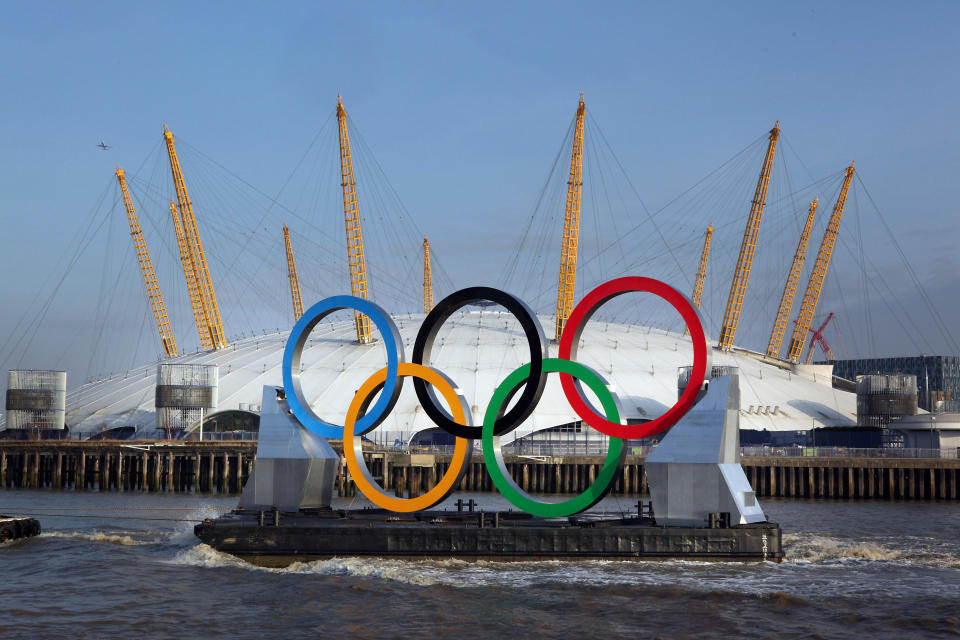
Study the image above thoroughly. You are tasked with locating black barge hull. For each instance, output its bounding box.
[0,515,41,543]
[194,509,783,566]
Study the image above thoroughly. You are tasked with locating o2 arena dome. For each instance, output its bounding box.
[53,311,855,443]
[4,98,896,446]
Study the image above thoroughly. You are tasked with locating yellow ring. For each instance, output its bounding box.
[344,362,473,512]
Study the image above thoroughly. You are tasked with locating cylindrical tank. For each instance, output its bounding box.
[5,370,67,430]
[155,364,218,435]
[677,365,739,399]
[856,374,917,428]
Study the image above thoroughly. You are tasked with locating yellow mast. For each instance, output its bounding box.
[787,163,855,363]
[692,224,713,308]
[423,236,433,314]
[283,224,305,322]
[717,122,780,351]
[163,125,226,350]
[169,200,210,350]
[336,96,373,344]
[115,167,178,357]
[684,224,713,337]
[766,198,819,358]
[554,93,587,342]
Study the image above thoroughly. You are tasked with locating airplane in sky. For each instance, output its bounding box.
[97,141,110,150]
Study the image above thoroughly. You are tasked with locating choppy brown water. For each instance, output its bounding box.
[2,491,959,639]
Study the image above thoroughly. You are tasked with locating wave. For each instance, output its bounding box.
[757,591,813,607]
[167,543,258,569]
[163,546,765,590]
[167,545,483,585]
[39,531,146,546]
[784,533,960,568]
[166,532,960,595]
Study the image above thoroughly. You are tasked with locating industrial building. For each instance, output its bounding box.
[829,356,960,412]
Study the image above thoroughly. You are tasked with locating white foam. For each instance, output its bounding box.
[167,543,256,569]
[783,533,960,567]
[40,531,144,546]
[162,548,763,589]
[163,504,236,547]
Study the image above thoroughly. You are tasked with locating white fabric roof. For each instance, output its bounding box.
[5,312,856,440]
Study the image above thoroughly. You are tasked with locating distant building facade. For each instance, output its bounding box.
[827,356,960,412]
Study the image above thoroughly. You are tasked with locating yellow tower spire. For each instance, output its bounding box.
[787,163,855,363]
[554,93,587,342]
[717,122,780,351]
[163,125,226,349]
[766,198,819,358]
[169,200,210,350]
[692,224,713,308]
[115,166,178,357]
[335,96,373,344]
[283,224,304,322]
[423,236,433,314]
[684,224,713,337]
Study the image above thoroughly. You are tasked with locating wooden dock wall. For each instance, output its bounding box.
[0,442,256,494]
[741,457,960,501]
[1,441,958,501]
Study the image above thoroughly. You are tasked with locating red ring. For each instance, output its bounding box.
[558,276,711,439]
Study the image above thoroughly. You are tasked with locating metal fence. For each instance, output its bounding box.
[2,430,958,459]
[369,443,960,459]
[188,431,259,442]
[740,446,960,460]
[364,441,652,457]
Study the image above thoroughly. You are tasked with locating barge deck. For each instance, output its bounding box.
[194,508,783,566]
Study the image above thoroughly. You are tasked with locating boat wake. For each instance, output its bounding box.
[783,533,960,568]
[163,545,765,589]
[39,531,146,546]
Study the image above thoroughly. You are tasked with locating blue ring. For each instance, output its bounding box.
[282,295,404,439]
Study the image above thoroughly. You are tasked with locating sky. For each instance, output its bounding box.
[0,1,958,386]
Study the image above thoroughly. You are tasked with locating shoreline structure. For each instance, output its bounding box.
[1,440,957,501]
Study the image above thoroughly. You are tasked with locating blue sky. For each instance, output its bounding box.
[1,1,958,383]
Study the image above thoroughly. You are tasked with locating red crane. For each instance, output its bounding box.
[804,312,836,364]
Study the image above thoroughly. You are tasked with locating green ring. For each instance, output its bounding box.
[481,357,624,518]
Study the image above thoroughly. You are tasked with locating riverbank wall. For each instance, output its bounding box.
[1,441,958,501]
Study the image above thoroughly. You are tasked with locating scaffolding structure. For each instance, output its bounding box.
[5,370,67,430]
[155,363,219,436]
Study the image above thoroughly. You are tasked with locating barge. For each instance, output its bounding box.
[197,376,785,565]
[194,505,783,566]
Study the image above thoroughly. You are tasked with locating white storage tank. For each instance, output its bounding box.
[155,364,218,436]
[5,370,67,431]
[856,374,917,428]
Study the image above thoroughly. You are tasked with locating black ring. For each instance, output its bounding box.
[411,286,547,439]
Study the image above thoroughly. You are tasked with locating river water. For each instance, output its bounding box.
[1,490,959,638]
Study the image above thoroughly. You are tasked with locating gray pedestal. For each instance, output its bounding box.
[239,386,339,512]
[645,374,766,527]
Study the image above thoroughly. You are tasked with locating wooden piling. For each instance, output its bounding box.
[0,443,959,503]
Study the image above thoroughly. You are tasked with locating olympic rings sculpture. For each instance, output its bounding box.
[282,276,711,517]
